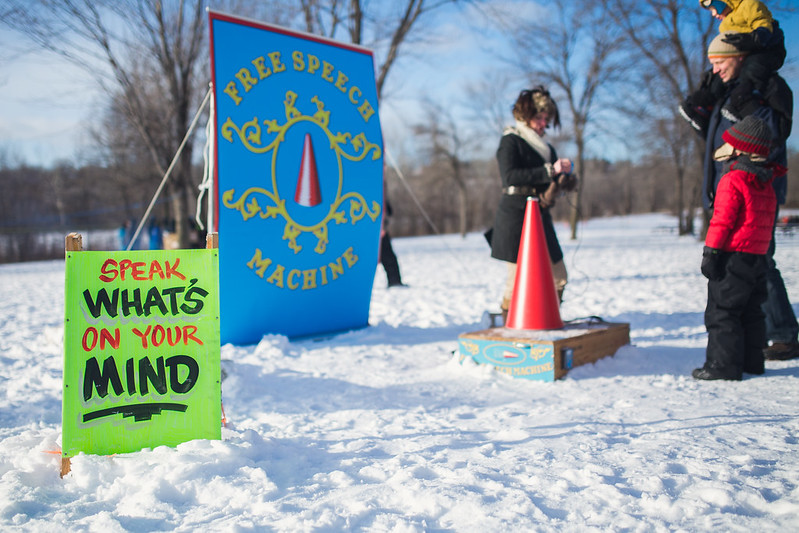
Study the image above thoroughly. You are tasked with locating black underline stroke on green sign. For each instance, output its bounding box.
[83,402,188,423]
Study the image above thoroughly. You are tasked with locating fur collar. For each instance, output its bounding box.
[504,120,553,162]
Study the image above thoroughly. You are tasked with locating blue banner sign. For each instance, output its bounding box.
[209,11,383,343]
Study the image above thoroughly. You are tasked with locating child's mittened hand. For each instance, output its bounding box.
[701,247,723,280]
[722,32,758,52]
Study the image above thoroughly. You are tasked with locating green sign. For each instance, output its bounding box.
[62,249,221,457]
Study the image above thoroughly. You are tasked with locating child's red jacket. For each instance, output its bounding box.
[705,158,783,254]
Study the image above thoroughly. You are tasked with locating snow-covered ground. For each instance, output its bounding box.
[2,213,799,531]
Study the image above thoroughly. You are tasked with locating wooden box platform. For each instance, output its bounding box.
[458,320,630,381]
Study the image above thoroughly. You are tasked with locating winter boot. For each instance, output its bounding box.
[763,341,799,361]
[692,366,741,381]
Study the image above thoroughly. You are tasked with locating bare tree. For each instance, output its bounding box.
[413,99,476,236]
[608,0,714,235]
[91,90,167,223]
[499,0,628,239]
[292,0,470,98]
[1,0,209,248]
[464,71,518,138]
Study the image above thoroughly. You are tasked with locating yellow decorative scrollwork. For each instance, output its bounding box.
[461,340,479,356]
[221,92,382,253]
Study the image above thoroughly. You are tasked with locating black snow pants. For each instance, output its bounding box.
[704,251,769,379]
[380,232,403,287]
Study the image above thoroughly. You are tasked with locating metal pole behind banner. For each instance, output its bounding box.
[207,86,216,234]
[195,84,215,234]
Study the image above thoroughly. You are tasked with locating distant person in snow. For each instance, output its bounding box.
[148,219,163,250]
[118,218,136,250]
[694,116,785,381]
[487,87,576,323]
[380,191,406,288]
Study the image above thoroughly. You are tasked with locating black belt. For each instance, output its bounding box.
[502,186,536,196]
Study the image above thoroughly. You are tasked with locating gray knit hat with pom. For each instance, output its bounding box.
[722,115,772,157]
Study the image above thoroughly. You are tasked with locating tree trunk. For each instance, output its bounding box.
[569,136,586,240]
[458,185,467,237]
[676,167,687,234]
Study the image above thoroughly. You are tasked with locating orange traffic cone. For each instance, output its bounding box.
[505,197,564,330]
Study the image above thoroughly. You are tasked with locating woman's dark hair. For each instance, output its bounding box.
[512,86,560,129]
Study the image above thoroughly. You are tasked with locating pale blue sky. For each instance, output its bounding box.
[1,4,797,167]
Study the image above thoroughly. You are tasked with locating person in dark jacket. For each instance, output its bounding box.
[690,33,798,361]
[694,116,786,381]
[680,0,786,128]
[489,87,577,321]
[378,169,406,288]
[380,198,405,288]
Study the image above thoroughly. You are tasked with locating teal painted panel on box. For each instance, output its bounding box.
[458,337,556,381]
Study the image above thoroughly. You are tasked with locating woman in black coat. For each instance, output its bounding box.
[490,87,576,319]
